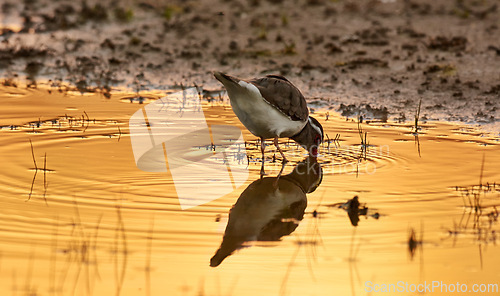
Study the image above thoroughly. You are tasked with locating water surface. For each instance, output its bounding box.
[0,88,499,296]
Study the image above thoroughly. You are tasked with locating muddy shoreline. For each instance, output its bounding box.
[1,0,499,130]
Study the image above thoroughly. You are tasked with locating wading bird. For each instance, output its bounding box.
[214,72,323,175]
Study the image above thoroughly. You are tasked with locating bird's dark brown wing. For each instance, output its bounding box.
[249,75,308,121]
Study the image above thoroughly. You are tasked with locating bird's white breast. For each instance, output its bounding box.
[227,81,306,139]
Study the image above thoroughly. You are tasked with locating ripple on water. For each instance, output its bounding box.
[0,89,499,296]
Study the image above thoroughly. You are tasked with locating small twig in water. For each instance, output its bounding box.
[357,119,368,160]
[27,139,38,201]
[479,153,485,189]
[29,139,38,170]
[42,153,48,204]
[27,139,48,204]
[414,99,422,134]
[117,126,122,142]
[145,216,154,296]
[415,134,421,158]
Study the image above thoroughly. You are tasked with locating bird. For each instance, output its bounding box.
[210,156,322,267]
[214,72,323,175]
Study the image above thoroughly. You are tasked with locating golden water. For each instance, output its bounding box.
[0,88,499,296]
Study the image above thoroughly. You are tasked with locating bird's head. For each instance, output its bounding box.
[291,116,323,157]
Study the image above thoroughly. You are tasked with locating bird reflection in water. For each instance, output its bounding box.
[210,156,323,267]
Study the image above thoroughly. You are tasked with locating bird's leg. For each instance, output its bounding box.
[260,137,266,177]
[273,160,286,189]
[274,137,288,163]
[272,137,288,185]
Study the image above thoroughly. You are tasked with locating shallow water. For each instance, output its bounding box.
[0,87,499,296]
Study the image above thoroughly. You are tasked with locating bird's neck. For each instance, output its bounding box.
[290,120,311,145]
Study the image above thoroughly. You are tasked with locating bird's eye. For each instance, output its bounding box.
[314,134,321,144]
